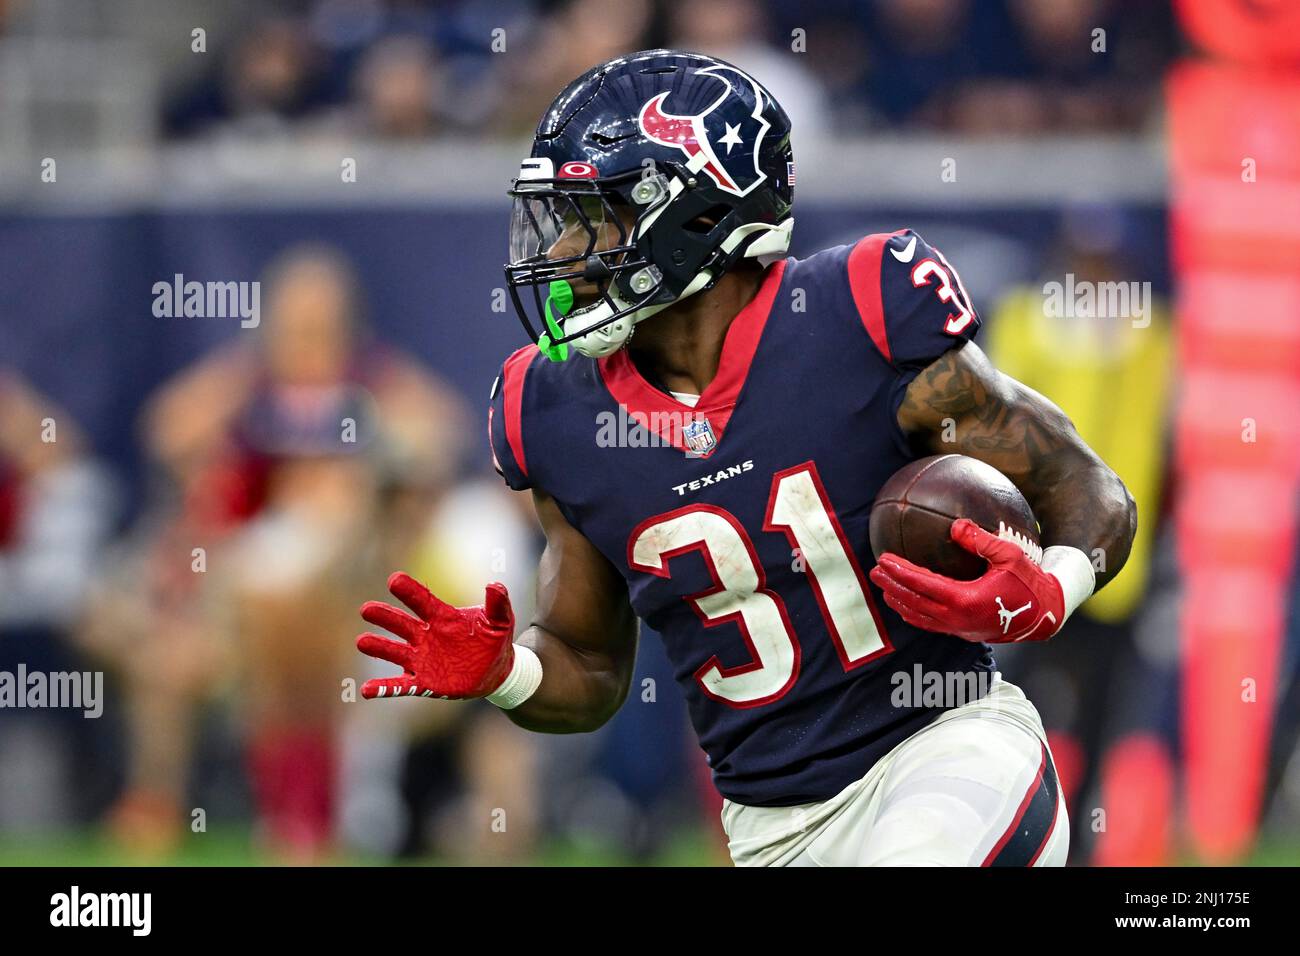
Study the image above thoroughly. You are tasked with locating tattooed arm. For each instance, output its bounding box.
[895,341,1137,592]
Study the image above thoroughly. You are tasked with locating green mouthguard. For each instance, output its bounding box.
[537,279,574,363]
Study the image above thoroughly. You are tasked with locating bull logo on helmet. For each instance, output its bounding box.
[637,65,771,197]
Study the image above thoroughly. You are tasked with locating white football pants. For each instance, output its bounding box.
[722,675,1069,867]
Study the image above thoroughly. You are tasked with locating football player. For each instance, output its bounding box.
[356,50,1136,866]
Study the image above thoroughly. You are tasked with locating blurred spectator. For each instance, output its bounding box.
[80,243,530,861]
[0,373,116,631]
[491,0,654,136]
[768,4,875,132]
[356,34,445,138]
[165,17,331,140]
[667,0,831,139]
[320,34,448,140]
[0,372,116,830]
[855,0,988,128]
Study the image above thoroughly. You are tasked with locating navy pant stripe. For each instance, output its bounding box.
[983,743,1060,867]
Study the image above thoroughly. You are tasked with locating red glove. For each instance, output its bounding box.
[356,572,515,699]
[868,518,1065,643]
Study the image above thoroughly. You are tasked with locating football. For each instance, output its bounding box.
[869,454,1042,580]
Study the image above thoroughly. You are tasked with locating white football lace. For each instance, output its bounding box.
[997,520,1044,565]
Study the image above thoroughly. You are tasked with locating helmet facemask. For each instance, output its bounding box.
[505,161,792,361]
[505,169,676,360]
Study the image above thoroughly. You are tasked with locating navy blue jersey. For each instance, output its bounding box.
[488,229,994,806]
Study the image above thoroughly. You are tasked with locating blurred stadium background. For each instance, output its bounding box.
[0,0,1298,866]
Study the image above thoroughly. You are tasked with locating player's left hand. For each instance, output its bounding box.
[868,518,1065,643]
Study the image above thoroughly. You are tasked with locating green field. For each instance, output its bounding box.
[1,828,1296,866]
[0,828,724,867]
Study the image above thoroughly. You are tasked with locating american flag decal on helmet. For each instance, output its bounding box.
[787,161,796,186]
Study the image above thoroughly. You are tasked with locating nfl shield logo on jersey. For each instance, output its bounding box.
[682,416,717,457]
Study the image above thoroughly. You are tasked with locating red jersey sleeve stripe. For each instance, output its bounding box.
[501,345,535,479]
[847,232,896,364]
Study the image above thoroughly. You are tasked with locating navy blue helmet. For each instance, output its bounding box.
[505,49,795,359]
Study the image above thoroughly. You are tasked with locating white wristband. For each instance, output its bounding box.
[486,644,543,710]
[1041,546,1096,624]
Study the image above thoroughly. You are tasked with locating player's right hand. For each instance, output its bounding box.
[356,573,516,701]
[869,519,1065,644]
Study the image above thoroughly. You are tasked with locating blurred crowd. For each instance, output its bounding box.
[0,244,691,863]
[154,0,1178,143]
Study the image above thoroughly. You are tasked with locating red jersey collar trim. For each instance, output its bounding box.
[596,259,788,457]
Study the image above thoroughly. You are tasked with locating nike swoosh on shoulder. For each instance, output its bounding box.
[889,235,918,263]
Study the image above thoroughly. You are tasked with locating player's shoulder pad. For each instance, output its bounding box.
[846,228,980,369]
[487,344,539,491]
